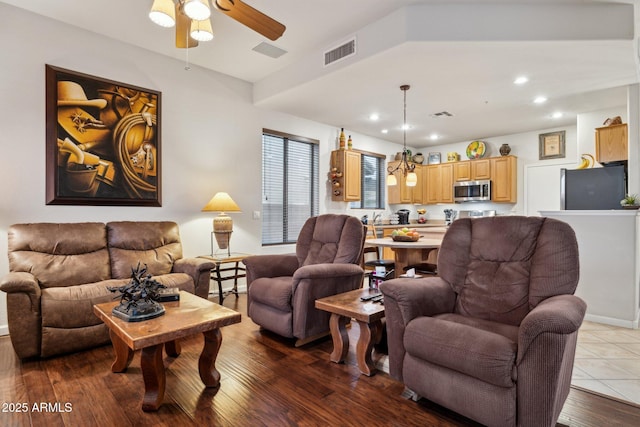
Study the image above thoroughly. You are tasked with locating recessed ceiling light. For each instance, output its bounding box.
[402,124,411,130]
[369,113,379,121]
[381,129,389,134]
[429,133,439,140]
[514,76,529,85]
[533,96,547,104]
[552,111,563,119]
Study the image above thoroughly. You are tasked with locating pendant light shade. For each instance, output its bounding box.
[190,18,214,41]
[149,0,176,28]
[184,0,211,21]
[406,171,418,187]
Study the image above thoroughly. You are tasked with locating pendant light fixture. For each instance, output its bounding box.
[387,84,417,186]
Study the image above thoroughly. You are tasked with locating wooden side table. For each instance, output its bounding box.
[93,292,241,411]
[315,288,385,376]
[198,252,252,304]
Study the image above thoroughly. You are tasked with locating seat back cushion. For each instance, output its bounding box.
[107,221,183,279]
[437,216,579,326]
[297,214,365,266]
[7,223,110,288]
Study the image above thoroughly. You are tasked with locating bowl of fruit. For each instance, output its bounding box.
[390,228,420,242]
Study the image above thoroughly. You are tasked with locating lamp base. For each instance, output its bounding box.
[213,213,233,254]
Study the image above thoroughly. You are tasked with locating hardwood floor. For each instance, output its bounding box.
[1,294,640,426]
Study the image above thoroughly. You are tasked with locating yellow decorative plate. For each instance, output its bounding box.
[466,141,486,159]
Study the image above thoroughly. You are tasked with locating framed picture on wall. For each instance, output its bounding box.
[539,130,566,160]
[428,152,441,164]
[45,64,161,206]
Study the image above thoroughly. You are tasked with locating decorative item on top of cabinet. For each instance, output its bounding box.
[595,123,627,163]
[339,128,346,150]
[412,153,424,164]
[490,155,517,203]
[447,152,460,162]
[330,150,361,201]
[499,144,511,156]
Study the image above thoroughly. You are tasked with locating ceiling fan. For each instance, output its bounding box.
[149,0,286,48]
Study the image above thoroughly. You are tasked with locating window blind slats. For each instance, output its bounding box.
[262,132,319,245]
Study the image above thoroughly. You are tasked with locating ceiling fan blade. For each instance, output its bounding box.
[176,2,198,48]
[214,0,286,41]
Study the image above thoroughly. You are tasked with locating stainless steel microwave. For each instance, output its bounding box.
[453,180,491,202]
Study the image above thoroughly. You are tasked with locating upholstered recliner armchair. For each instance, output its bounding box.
[380,216,586,427]
[244,214,366,346]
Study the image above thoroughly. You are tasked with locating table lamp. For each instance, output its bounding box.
[202,192,241,255]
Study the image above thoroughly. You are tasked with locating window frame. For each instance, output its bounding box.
[350,149,386,210]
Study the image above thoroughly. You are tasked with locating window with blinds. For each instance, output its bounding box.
[350,152,385,209]
[262,129,319,245]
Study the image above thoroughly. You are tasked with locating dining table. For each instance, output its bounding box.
[365,237,442,278]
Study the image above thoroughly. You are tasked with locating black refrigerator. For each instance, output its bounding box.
[560,165,627,210]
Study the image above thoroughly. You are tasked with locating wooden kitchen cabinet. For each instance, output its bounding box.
[387,160,416,204]
[595,123,627,163]
[330,150,361,201]
[424,163,453,204]
[453,159,491,181]
[490,155,517,203]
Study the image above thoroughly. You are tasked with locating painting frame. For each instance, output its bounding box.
[428,152,441,164]
[538,130,566,160]
[45,64,162,206]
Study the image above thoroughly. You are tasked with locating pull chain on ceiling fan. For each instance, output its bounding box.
[149,0,286,49]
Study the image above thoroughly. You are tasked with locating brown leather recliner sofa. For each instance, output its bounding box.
[0,221,215,359]
[380,216,586,427]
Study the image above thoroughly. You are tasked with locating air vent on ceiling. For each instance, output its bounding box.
[429,111,454,118]
[324,37,356,67]
[252,42,288,59]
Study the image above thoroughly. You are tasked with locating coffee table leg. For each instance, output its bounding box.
[356,320,381,376]
[141,344,165,412]
[329,313,349,363]
[109,329,134,373]
[165,339,181,357]
[199,329,222,387]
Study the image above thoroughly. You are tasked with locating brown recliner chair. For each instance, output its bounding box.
[380,216,586,427]
[244,214,366,346]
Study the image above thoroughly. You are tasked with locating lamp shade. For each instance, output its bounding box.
[202,192,241,213]
[406,171,418,187]
[387,173,397,186]
[190,18,214,41]
[184,0,211,20]
[149,0,176,28]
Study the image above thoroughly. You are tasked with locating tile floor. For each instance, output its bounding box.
[572,321,640,404]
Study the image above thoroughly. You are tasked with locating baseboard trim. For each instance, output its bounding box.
[584,313,639,329]
[0,325,8,336]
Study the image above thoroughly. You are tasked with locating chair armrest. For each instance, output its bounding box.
[243,254,299,283]
[0,272,41,296]
[379,277,455,381]
[173,258,216,299]
[380,277,456,326]
[517,294,587,363]
[293,263,364,281]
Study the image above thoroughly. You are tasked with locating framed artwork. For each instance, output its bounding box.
[45,65,161,206]
[539,130,565,160]
[428,152,441,164]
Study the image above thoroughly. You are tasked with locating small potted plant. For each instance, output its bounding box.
[620,194,640,209]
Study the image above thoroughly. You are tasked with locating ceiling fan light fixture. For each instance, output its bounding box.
[190,18,214,41]
[184,0,211,21]
[149,0,176,28]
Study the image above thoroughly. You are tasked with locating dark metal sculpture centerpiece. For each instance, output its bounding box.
[108,263,166,322]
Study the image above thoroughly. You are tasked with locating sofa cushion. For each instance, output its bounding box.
[8,223,110,288]
[249,276,293,312]
[404,316,517,388]
[107,221,183,279]
[41,273,195,328]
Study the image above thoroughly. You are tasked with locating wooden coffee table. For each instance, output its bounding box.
[93,291,241,411]
[315,288,385,376]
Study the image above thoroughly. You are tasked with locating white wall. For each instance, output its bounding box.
[0,4,403,334]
